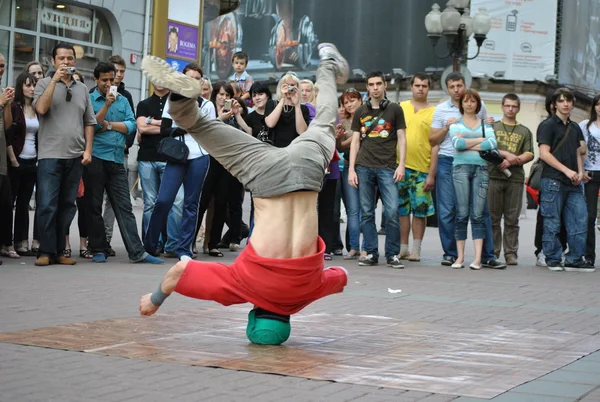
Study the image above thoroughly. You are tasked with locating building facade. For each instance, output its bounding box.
[0,0,150,103]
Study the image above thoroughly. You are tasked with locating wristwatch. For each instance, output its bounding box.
[106,122,113,130]
[145,117,152,124]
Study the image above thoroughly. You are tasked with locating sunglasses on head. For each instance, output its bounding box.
[344,88,360,94]
[66,87,72,102]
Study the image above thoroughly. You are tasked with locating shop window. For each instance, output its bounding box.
[39,37,111,84]
[93,13,112,46]
[13,32,36,78]
[0,0,10,27]
[15,0,38,31]
[0,30,8,87]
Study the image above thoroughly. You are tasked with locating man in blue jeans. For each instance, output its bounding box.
[348,71,406,268]
[429,72,506,269]
[539,88,593,272]
[33,42,96,266]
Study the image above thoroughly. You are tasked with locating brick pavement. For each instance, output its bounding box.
[1,204,600,401]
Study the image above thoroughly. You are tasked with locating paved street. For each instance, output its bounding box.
[2,202,600,402]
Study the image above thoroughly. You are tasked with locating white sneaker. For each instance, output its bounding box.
[317,43,349,84]
[141,56,202,98]
[536,253,547,267]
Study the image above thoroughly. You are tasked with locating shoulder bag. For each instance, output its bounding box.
[527,124,572,190]
[157,118,189,163]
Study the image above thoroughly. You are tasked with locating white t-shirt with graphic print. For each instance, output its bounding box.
[580,119,600,171]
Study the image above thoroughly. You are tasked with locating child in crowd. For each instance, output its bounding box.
[229,51,254,106]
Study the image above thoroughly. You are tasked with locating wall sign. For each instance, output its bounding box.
[41,8,92,34]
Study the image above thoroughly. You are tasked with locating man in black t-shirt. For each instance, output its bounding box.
[538,88,592,271]
[348,71,406,268]
[135,85,183,255]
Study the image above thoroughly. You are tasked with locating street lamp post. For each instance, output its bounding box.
[424,1,491,72]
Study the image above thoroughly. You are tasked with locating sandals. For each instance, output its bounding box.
[208,249,224,257]
[80,249,93,259]
[333,249,343,256]
[6,250,20,259]
[63,249,72,258]
[324,253,333,261]
[344,250,360,260]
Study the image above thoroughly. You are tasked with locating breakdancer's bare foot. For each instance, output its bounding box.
[140,293,160,316]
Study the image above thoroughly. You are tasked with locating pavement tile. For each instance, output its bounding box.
[492,392,577,402]
[539,369,600,385]
[510,380,595,398]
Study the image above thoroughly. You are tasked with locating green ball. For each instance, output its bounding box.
[246,309,291,345]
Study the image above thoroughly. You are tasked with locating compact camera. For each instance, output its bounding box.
[67,67,77,74]
[224,99,233,111]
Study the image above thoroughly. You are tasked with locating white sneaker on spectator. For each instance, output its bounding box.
[536,252,547,267]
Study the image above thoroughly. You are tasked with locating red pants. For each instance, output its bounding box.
[174,237,348,315]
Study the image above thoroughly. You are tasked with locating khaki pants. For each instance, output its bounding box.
[167,61,338,199]
[488,178,524,259]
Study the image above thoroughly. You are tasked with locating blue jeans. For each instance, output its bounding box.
[341,167,364,251]
[138,161,183,252]
[144,156,209,259]
[452,164,489,240]
[356,166,400,259]
[36,158,82,258]
[540,178,587,265]
[437,156,495,260]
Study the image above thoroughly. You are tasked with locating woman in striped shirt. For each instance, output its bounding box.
[449,89,498,270]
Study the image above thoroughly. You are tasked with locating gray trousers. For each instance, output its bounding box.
[167,62,338,198]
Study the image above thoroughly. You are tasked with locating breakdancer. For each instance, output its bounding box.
[139,43,350,345]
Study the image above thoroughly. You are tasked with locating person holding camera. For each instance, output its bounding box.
[83,62,162,264]
[265,72,310,148]
[449,89,498,270]
[33,42,96,266]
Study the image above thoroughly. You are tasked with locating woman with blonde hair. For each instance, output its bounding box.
[300,79,318,121]
[265,72,310,148]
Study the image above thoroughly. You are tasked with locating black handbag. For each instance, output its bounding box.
[157,118,189,163]
[478,120,504,165]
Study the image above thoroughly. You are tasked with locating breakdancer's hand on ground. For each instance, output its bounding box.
[140,293,160,316]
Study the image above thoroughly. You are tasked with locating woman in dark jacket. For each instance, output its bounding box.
[6,73,38,257]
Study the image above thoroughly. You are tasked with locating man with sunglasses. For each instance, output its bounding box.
[33,42,96,266]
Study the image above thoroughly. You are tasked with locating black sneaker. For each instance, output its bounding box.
[547,261,564,272]
[441,256,457,266]
[387,255,404,269]
[482,259,506,269]
[107,247,116,257]
[358,254,378,266]
[564,260,595,273]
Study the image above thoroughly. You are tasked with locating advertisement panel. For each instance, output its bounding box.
[467,0,557,81]
[558,0,600,93]
[201,0,448,81]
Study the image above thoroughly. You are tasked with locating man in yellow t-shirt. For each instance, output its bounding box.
[398,73,438,261]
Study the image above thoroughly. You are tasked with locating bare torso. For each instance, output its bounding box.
[250,191,319,259]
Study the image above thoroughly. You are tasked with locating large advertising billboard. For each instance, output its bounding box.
[467,0,558,81]
[200,0,449,81]
[558,0,600,93]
